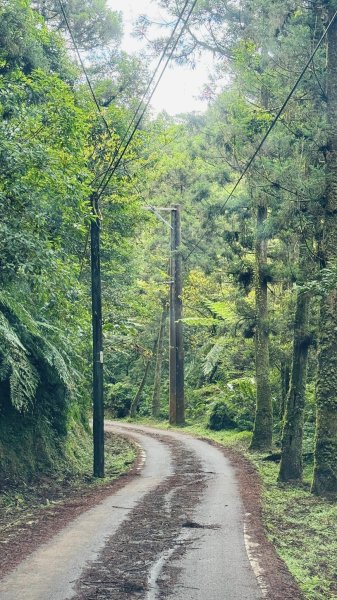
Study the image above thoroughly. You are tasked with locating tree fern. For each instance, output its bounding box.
[205,301,237,324]
[0,291,40,336]
[0,312,38,411]
[0,292,75,411]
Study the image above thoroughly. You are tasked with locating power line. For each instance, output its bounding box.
[93,0,193,191]
[57,0,114,280]
[184,9,337,261]
[95,0,199,202]
[95,0,198,198]
[57,0,112,136]
[78,0,198,274]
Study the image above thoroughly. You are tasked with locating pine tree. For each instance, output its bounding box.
[312,3,337,496]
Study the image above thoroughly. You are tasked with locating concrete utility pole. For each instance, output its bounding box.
[91,193,104,478]
[143,204,185,426]
[170,205,185,425]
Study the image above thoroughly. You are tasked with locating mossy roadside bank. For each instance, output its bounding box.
[0,431,137,579]
[126,417,337,600]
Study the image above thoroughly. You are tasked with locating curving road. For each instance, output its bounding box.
[0,422,263,600]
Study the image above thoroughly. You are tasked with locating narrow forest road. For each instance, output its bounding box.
[0,423,301,600]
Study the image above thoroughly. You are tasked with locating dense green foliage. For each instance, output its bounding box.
[0,0,336,518]
[0,0,148,482]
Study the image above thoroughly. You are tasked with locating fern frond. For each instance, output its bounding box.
[0,313,38,411]
[0,293,77,409]
[183,316,218,327]
[0,291,40,336]
[205,301,237,323]
[41,339,75,392]
[203,337,226,376]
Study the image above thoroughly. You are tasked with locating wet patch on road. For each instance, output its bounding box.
[181,520,220,529]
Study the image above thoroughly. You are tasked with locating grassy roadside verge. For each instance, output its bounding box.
[128,417,337,600]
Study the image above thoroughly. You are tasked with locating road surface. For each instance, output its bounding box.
[0,423,264,600]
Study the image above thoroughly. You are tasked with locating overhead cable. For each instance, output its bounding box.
[94,0,193,190]
[57,0,112,136]
[184,8,337,261]
[95,0,199,201]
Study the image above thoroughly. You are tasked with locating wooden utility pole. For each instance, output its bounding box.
[91,193,104,478]
[169,205,185,425]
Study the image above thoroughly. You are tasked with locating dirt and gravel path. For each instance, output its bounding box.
[0,422,303,600]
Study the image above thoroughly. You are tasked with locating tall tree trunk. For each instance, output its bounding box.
[312,7,337,495]
[250,203,273,451]
[152,303,168,419]
[129,360,151,419]
[279,288,310,482]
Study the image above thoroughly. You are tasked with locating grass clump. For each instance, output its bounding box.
[256,460,337,600]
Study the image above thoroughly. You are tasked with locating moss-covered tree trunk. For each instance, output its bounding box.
[312,8,337,496]
[250,203,273,451]
[279,287,310,482]
[152,303,168,419]
[280,359,290,420]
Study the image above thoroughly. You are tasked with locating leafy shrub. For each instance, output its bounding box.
[207,377,256,431]
[105,381,135,418]
[186,384,222,420]
[208,401,236,430]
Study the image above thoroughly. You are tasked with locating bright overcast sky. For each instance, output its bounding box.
[109,0,213,115]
